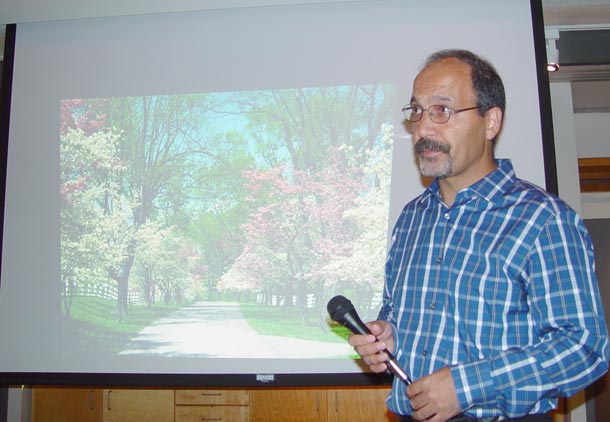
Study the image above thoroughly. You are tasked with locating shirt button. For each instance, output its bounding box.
[422,350,428,356]
[444,213,450,220]
[429,303,436,309]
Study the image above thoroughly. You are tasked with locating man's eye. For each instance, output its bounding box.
[411,106,423,114]
[437,105,452,115]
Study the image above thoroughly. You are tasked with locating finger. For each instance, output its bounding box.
[355,346,391,373]
[347,333,376,347]
[368,322,384,337]
[406,381,423,399]
[430,412,455,422]
[353,344,385,366]
[411,406,435,422]
[361,347,390,364]
[409,396,423,411]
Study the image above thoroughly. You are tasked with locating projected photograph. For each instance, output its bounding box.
[59,85,396,360]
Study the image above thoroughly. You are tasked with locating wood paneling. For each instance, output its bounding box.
[578,157,610,192]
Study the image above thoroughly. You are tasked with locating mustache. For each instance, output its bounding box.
[414,138,450,154]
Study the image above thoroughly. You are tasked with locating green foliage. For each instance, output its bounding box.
[239,303,349,343]
[64,296,181,354]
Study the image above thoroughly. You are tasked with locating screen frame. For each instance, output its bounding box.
[0,0,557,388]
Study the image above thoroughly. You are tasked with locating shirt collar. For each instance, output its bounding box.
[423,159,516,206]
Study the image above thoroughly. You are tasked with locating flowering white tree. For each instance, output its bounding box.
[61,127,129,317]
[320,123,393,291]
[218,123,394,319]
[134,221,204,305]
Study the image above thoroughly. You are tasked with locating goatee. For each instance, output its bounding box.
[414,138,452,179]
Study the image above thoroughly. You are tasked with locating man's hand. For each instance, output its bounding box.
[347,320,395,373]
[407,367,461,422]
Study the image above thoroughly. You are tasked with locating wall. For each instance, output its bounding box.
[551,82,583,213]
[572,80,610,218]
[550,77,610,422]
[574,113,610,158]
[577,94,610,421]
[584,218,610,422]
[559,80,610,219]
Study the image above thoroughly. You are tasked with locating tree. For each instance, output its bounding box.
[315,123,394,317]
[216,85,395,323]
[60,127,126,317]
[134,221,203,306]
[185,131,255,301]
[220,146,368,321]
[63,95,213,320]
[60,83,395,324]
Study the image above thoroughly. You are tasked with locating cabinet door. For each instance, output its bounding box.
[102,389,173,422]
[175,405,249,422]
[175,389,249,405]
[327,387,392,422]
[31,387,102,422]
[250,388,326,422]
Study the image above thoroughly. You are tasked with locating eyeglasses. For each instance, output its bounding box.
[402,104,482,124]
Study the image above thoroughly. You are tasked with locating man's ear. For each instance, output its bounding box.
[484,107,503,141]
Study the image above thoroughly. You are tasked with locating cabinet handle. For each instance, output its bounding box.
[201,418,222,421]
[200,393,222,396]
[107,390,112,411]
[89,390,94,410]
[316,392,319,412]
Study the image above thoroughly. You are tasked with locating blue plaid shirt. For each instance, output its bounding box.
[379,159,609,419]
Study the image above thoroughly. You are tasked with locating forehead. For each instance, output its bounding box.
[411,58,474,103]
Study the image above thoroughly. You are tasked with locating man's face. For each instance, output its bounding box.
[409,58,498,186]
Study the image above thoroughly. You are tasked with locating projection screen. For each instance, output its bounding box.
[0,0,554,385]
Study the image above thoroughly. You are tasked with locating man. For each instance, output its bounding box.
[348,49,609,422]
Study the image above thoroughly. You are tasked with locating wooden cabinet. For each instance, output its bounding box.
[31,387,174,422]
[251,388,327,422]
[102,388,174,422]
[175,389,249,422]
[250,387,391,422]
[175,405,249,421]
[31,385,393,422]
[31,387,102,422]
[327,387,391,422]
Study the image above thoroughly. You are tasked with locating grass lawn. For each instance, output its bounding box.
[240,303,350,343]
[62,297,351,355]
[63,296,181,354]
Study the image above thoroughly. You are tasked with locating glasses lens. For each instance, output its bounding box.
[429,105,451,123]
[404,106,422,122]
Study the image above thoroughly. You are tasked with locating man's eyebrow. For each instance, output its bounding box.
[409,94,453,104]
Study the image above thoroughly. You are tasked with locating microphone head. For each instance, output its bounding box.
[327,295,370,335]
[327,295,354,324]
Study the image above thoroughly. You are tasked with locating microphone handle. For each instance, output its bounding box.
[344,312,412,384]
[384,350,412,385]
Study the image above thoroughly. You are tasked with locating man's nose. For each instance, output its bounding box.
[414,111,438,139]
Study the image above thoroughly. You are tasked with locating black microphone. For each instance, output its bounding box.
[327,295,412,385]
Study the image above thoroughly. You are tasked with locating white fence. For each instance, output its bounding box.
[66,283,144,305]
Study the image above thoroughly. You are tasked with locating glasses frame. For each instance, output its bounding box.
[402,104,482,124]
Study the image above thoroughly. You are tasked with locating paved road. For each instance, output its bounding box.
[119,301,353,358]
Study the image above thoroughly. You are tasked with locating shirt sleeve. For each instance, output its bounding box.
[450,207,609,417]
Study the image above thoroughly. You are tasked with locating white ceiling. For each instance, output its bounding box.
[543,0,610,25]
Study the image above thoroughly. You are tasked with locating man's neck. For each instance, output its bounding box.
[438,160,498,207]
